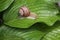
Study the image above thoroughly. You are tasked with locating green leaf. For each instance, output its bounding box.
[42,21,60,40]
[38,0,60,3]
[0,0,14,12]
[3,0,59,28]
[0,25,44,40]
[5,19,37,28]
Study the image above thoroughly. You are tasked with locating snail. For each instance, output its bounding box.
[19,6,37,19]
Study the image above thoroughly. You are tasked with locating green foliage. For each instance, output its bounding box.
[0,0,14,12]
[42,22,60,40]
[3,0,59,28]
[0,0,60,40]
[0,25,44,40]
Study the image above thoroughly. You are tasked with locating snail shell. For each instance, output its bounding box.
[19,6,30,17]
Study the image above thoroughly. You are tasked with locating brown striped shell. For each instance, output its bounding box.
[19,6,30,17]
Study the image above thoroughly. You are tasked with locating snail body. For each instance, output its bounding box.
[27,13,37,19]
